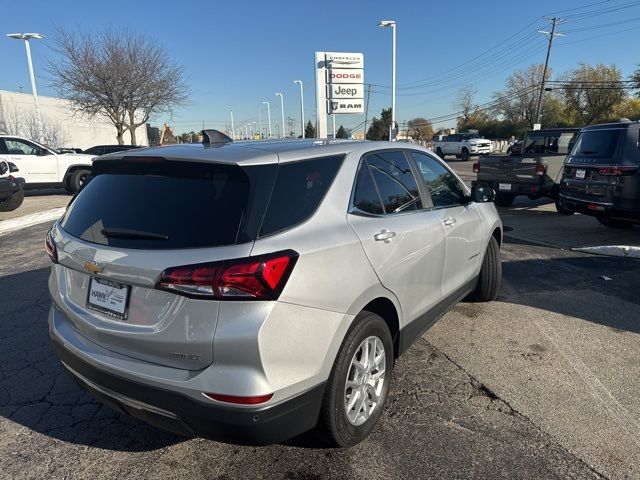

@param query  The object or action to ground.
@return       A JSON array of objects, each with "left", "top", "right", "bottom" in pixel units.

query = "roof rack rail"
[{"left": 201, "top": 129, "right": 233, "bottom": 145}]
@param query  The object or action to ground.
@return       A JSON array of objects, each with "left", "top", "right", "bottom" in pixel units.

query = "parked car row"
[{"left": 474, "top": 119, "right": 640, "bottom": 228}]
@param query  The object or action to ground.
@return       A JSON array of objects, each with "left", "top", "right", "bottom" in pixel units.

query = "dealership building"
[{"left": 0, "top": 90, "right": 148, "bottom": 150}]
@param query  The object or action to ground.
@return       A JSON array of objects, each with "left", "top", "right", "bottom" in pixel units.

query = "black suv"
[
  {"left": 559, "top": 120, "right": 640, "bottom": 228},
  {"left": 83, "top": 145, "right": 141, "bottom": 156}
]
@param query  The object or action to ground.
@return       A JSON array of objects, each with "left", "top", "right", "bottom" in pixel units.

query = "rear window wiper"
[{"left": 101, "top": 228, "right": 169, "bottom": 240}]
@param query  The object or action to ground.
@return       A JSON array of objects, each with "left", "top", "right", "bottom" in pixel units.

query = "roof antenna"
[{"left": 201, "top": 129, "right": 233, "bottom": 145}]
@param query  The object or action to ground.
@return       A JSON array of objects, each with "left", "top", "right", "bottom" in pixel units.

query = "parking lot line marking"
[
  {"left": 0, "top": 207, "right": 66, "bottom": 236},
  {"left": 534, "top": 316, "right": 640, "bottom": 448}
]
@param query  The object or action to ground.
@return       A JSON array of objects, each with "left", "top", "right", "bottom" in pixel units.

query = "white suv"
[
  {"left": 47, "top": 138, "right": 502, "bottom": 446},
  {"left": 0, "top": 134, "right": 95, "bottom": 193}
]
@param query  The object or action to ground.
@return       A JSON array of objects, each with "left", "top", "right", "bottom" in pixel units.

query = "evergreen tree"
[
  {"left": 336, "top": 125, "right": 348, "bottom": 139},
  {"left": 304, "top": 120, "right": 316, "bottom": 138}
]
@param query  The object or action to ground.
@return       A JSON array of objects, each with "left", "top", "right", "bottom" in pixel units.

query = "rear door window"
[
  {"left": 363, "top": 151, "right": 422, "bottom": 214},
  {"left": 61, "top": 159, "right": 276, "bottom": 249},
  {"left": 259, "top": 155, "right": 344, "bottom": 236},
  {"left": 352, "top": 162, "right": 384, "bottom": 214}
]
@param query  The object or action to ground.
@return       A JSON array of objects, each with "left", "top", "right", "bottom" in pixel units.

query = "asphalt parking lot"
[{"left": 0, "top": 161, "right": 638, "bottom": 479}]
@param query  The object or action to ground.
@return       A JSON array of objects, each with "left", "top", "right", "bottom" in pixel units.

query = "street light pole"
[
  {"left": 262, "top": 101, "right": 272, "bottom": 138},
  {"left": 293, "top": 80, "right": 305, "bottom": 139},
  {"left": 229, "top": 109, "right": 235, "bottom": 140},
  {"left": 275, "top": 93, "right": 285, "bottom": 138},
  {"left": 258, "top": 106, "right": 262, "bottom": 139},
  {"left": 378, "top": 20, "right": 396, "bottom": 141},
  {"left": 7, "top": 33, "right": 44, "bottom": 142}
]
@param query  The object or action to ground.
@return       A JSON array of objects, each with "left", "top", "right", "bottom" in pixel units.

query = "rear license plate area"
[
  {"left": 87, "top": 277, "right": 130, "bottom": 320},
  {"left": 498, "top": 183, "right": 512, "bottom": 191},
  {"left": 575, "top": 169, "right": 586, "bottom": 179}
]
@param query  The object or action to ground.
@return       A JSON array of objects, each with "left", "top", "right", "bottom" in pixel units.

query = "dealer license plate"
[{"left": 86, "top": 277, "right": 130, "bottom": 320}]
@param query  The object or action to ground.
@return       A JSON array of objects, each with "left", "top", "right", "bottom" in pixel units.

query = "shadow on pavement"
[
  {"left": 500, "top": 247, "right": 640, "bottom": 334},
  {"left": 0, "top": 266, "right": 183, "bottom": 451}
]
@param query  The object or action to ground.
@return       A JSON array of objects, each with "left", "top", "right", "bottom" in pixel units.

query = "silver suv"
[{"left": 47, "top": 139, "right": 502, "bottom": 447}]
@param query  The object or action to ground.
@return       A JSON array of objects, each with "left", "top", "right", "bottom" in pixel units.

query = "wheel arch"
[{"left": 361, "top": 297, "right": 400, "bottom": 359}]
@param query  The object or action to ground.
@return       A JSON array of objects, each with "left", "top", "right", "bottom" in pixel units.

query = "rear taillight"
[
  {"left": 535, "top": 164, "right": 547, "bottom": 176},
  {"left": 157, "top": 250, "right": 298, "bottom": 300},
  {"left": 45, "top": 229, "right": 58, "bottom": 264},
  {"left": 472, "top": 162, "right": 479, "bottom": 173},
  {"left": 596, "top": 166, "right": 639, "bottom": 176}
]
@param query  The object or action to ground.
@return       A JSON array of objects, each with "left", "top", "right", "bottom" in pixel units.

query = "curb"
[
  {"left": 0, "top": 207, "right": 66, "bottom": 237},
  {"left": 572, "top": 245, "right": 640, "bottom": 259}
]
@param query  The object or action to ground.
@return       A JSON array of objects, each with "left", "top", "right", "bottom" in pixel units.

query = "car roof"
[
  {"left": 581, "top": 121, "right": 639, "bottom": 131},
  {"left": 95, "top": 139, "right": 431, "bottom": 166}
]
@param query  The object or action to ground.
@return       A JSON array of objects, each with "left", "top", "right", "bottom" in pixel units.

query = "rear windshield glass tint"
[
  {"left": 259, "top": 155, "right": 344, "bottom": 237},
  {"left": 570, "top": 129, "right": 622, "bottom": 161},
  {"left": 60, "top": 160, "right": 276, "bottom": 249}
]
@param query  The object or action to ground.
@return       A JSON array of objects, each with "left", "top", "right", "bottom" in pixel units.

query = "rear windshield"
[
  {"left": 569, "top": 129, "right": 622, "bottom": 161},
  {"left": 523, "top": 131, "right": 577, "bottom": 156},
  {"left": 60, "top": 155, "right": 344, "bottom": 249},
  {"left": 60, "top": 160, "right": 276, "bottom": 249}
]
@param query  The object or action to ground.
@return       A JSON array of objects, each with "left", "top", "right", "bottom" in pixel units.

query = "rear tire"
[
  {"left": 469, "top": 236, "right": 501, "bottom": 302},
  {"left": 436, "top": 148, "right": 444, "bottom": 159},
  {"left": 555, "top": 197, "right": 575, "bottom": 215},
  {"left": 597, "top": 217, "right": 634, "bottom": 229},
  {"left": 317, "top": 311, "right": 394, "bottom": 447},
  {"left": 494, "top": 193, "right": 515, "bottom": 207},
  {"left": 68, "top": 169, "right": 91, "bottom": 194},
  {"left": 461, "top": 148, "right": 470, "bottom": 161},
  {"left": 0, "top": 188, "right": 24, "bottom": 212}
]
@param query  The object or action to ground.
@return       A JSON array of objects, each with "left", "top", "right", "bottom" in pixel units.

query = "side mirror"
[
  {"left": 8, "top": 162, "right": 19, "bottom": 173},
  {"left": 471, "top": 184, "right": 495, "bottom": 203}
]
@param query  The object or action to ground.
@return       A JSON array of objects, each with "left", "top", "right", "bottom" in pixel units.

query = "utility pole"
[
  {"left": 363, "top": 83, "right": 372, "bottom": 139},
  {"left": 535, "top": 17, "right": 564, "bottom": 126}
]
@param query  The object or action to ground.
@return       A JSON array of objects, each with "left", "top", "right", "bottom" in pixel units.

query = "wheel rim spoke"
[{"left": 344, "top": 335, "right": 387, "bottom": 426}]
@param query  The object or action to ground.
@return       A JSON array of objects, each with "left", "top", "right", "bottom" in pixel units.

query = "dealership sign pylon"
[{"left": 315, "top": 52, "right": 364, "bottom": 139}]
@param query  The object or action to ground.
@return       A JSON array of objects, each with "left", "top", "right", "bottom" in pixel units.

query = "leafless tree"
[
  {"left": 491, "top": 64, "right": 551, "bottom": 128},
  {"left": 47, "top": 27, "right": 188, "bottom": 145},
  {"left": 2, "top": 102, "right": 69, "bottom": 149},
  {"left": 455, "top": 85, "right": 477, "bottom": 128}
]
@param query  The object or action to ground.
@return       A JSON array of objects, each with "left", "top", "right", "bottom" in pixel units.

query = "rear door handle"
[
  {"left": 374, "top": 229, "right": 396, "bottom": 242},
  {"left": 443, "top": 217, "right": 457, "bottom": 226}
]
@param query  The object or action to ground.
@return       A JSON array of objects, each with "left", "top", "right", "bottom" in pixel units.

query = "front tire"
[
  {"left": 461, "top": 148, "right": 470, "bottom": 161},
  {"left": 597, "top": 217, "right": 634, "bottom": 229},
  {"left": 0, "top": 188, "right": 24, "bottom": 212},
  {"left": 68, "top": 169, "right": 91, "bottom": 194},
  {"left": 469, "top": 236, "right": 501, "bottom": 302},
  {"left": 317, "top": 311, "right": 393, "bottom": 447},
  {"left": 436, "top": 148, "right": 444, "bottom": 159}
]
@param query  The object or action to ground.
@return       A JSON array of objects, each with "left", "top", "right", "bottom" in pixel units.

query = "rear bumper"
[
  {"left": 477, "top": 179, "right": 553, "bottom": 196},
  {"left": 0, "top": 177, "right": 24, "bottom": 200},
  {"left": 49, "top": 307, "right": 326, "bottom": 446},
  {"left": 559, "top": 194, "right": 640, "bottom": 223}
]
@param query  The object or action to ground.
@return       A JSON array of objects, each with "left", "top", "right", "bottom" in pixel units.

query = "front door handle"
[
  {"left": 443, "top": 217, "right": 457, "bottom": 226},
  {"left": 374, "top": 229, "right": 396, "bottom": 242}
]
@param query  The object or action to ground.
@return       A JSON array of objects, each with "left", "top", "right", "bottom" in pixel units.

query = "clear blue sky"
[{"left": 1, "top": 0, "right": 639, "bottom": 136}]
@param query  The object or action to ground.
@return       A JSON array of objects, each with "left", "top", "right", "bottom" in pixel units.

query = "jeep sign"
[{"left": 327, "top": 84, "right": 365, "bottom": 99}]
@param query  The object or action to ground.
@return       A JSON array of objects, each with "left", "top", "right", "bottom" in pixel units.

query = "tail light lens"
[
  {"left": 596, "top": 166, "right": 639, "bottom": 176},
  {"left": 535, "top": 164, "right": 547, "bottom": 176},
  {"left": 45, "top": 229, "right": 58, "bottom": 264},
  {"left": 157, "top": 250, "right": 298, "bottom": 300},
  {"left": 472, "top": 162, "right": 479, "bottom": 173}
]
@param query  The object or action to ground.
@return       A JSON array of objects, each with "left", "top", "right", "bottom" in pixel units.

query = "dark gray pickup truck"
[{"left": 474, "top": 128, "right": 579, "bottom": 212}]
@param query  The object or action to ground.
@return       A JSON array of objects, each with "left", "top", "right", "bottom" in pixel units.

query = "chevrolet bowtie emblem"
[{"left": 84, "top": 261, "right": 104, "bottom": 274}]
